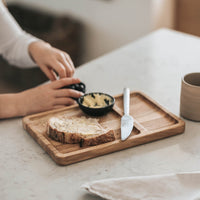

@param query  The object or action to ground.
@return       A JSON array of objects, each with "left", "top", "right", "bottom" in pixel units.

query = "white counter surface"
[{"left": 1, "top": 29, "right": 200, "bottom": 200}]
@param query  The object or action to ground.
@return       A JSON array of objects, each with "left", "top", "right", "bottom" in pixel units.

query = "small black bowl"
[
  {"left": 61, "top": 82, "right": 86, "bottom": 101},
  {"left": 61, "top": 82, "right": 86, "bottom": 93},
  {"left": 77, "top": 92, "right": 115, "bottom": 116}
]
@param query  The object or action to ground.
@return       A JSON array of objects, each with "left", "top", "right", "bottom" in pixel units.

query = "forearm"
[
  {"left": 0, "top": 93, "right": 26, "bottom": 119},
  {"left": 0, "top": 78, "right": 82, "bottom": 119}
]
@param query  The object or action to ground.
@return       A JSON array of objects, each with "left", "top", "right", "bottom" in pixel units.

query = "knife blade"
[{"left": 121, "top": 88, "right": 134, "bottom": 141}]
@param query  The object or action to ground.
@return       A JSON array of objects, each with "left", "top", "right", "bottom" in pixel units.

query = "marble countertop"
[{"left": 1, "top": 29, "right": 200, "bottom": 200}]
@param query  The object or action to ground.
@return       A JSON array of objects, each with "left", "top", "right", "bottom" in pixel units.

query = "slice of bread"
[{"left": 47, "top": 116, "right": 115, "bottom": 146}]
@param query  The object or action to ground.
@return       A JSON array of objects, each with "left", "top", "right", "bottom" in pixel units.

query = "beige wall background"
[
  {"left": 152, "top": 0, "right": 175, "bottom": 30},
  {"left": 6, "top": 0, "right": 175, "bottom": 64}
]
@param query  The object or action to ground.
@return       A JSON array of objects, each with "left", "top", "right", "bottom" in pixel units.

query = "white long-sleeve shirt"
[{"left": 0, "top": 1, "right": 39, "bottom": 68}]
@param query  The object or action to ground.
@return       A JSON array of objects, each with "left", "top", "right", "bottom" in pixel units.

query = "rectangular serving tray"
[{"left": 23, "top": 91, "right": 185, "bottom": 165}]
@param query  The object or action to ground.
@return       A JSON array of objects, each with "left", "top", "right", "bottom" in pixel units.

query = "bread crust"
[
  {"left": 80, "top": 130, "right": 115, "bottom": 147},
  {"left": 47, "top": 121, "right": 115, "bottom": 146}
]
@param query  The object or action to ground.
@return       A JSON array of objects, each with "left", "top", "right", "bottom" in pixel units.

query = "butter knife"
[{"left": 121, "top": 88, "right": 134, "bottom": 141}]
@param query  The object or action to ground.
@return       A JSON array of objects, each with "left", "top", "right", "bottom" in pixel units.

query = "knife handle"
[{"left": 123, "top": 87, "right": 130, "bottom": 115}]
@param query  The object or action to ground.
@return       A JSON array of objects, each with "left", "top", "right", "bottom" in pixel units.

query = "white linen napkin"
[{"left": 82, "top": 171, "right": 200, "bottom": 200}]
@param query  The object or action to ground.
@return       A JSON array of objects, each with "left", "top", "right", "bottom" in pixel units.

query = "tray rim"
[{"left": 23, "top": 90, "right": 185, "bottom": 165}]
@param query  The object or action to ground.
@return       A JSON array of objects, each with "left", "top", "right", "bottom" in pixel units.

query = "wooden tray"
[{"left": 23, "top": 91, "right": 185, "bottom": 165}]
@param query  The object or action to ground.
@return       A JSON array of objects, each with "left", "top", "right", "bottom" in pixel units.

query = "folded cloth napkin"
[{"left": 82, "top": 171, "right": 200, "bottom": 200}]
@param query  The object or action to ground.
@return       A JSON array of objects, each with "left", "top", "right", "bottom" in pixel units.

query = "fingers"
[
  {"left": 57, "top": 53, "right": 75, "bottom": 77},
  {"left": 54, "top": 89, "right": 83, "bottom": 98},
  {"left": 52, "top": 78, "right": 80, "bottom": 89},
  {"left": 64, "top": 53, "right": 75, "bottom": 76},
  {"left": 30, "top": 41, "right": 75, "bottom": 80},
  {"left": 52, "top": 61, "right": 67, "bottom": 79},
  {"left": 50, "top": 69, "right": 58, "bottom": 81},
  {"left": 53, "top": 97, "right": 76, "bottom": 106},
  {"left": 40, "top": 65, "right": 57, "bottom": 81}
]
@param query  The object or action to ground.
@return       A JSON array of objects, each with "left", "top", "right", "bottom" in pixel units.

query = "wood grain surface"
[
  {"left": 23, "top": 91, "right": 185, "bottom": 165},
  {"left": 176, "top": 0, "right": 200, "bottom": 37}
]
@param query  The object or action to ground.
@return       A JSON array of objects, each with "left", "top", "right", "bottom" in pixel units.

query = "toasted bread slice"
[{"left": 47, "top": 116, "right": 115, "bottom": 146}]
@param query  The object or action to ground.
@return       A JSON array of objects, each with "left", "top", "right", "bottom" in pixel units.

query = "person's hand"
[
  {"left": 28, "top": 41, "right": 75, "bottom": 80},
  {"left": 18, "top": 78, "right": 83, "bottom": 116}
]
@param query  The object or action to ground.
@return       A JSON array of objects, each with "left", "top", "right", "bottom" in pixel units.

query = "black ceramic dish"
[
  {"left": 62, "top": 82, "right": 86, "bottom": 101},
  {"left": 63, "top": 82, "right": 86, "bottom": 93},
  {"left": 77, "top": 92, "right": 115, "bottom": 116}
]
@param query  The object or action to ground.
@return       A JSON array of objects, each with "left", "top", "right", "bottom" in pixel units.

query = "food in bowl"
[
  {"left": 78, "top": 92, "right": 115, "bottom": 116},
  {"left": 82, "top": 93, "right": 113, "bottom": 108}
]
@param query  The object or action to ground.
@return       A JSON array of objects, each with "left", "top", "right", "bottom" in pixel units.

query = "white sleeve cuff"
[
  {"left": 1, "top": 31, "right": 41, "bottom": 68},
  {"left": 17, "top": 32, "right": 40, "bottom": 68}
]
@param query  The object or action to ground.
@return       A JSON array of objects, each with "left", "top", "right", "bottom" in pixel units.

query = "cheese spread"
[
  {"left": 49, "top": 116, "right": 106, "bottom": 136},
  {"left": 82, "top": 93, "right": 112, "bottom": 108}
]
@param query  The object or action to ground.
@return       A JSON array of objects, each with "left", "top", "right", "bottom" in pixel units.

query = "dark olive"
[{"left": 104, "top": 99, "right": 110, "bottom": 105}]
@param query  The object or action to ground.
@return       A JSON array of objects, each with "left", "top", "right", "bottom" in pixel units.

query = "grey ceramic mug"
[{"left": 180, "top": 72, "right": 200, "bottom": 121}]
